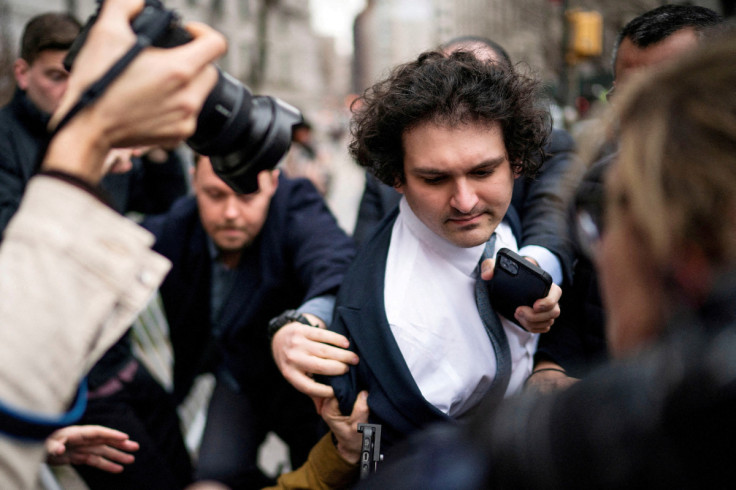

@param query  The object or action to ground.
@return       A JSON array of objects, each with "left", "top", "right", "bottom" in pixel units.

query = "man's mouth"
[{"left": 447, "top": 213, "right": 483, "bottom": 225}]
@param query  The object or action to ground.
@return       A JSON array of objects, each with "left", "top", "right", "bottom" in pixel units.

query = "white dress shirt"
[{"left": 385, "top": 198, "right": 538, "bottom": 418}]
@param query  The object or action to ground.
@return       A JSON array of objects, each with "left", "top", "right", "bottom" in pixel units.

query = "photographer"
[{"left": 0, "top": 0, "right": 225, "bottom": 487}]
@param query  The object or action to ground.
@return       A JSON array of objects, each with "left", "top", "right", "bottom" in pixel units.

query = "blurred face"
[
  {"left": 597, "top": 165, "right": 665, "bottom": 357},
  {"left": 397, "top": 121, "right": 514, "bottom": 248},
  {"left": 14, "top": 50, "right": 70, "bottom": 114},
  {"left": 193, "top": 157, "right": 278, "bottom": 254},
  {"left": 614, "top": 28, "right": 699, "bottom": 87}
]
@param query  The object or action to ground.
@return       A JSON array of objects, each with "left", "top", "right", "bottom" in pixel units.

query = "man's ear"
[{"left": 14, "top": 59, "right": 30, "bottom": 90}]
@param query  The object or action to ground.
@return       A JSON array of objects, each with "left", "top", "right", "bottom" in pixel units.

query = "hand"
[
  {"left": 103, "top": 148, "right": 136, "bottom": 174},
  {"left": 45, "top": 0, "right": 226, "bottom": 183},
  {"left": 45, "top": 425, "right": 139, "bottom": 473},
  {"left": 524, "top": 361, "right": 579, "bottom": 394},
  {"left": 272, "top": 322, "right": 359, "bottom": 398},
  {"left": 316, "top": 391, "right": 369, "bottom": 464},
  {"left": 481, "top": 257, "right": 562, "bottom": 333}
]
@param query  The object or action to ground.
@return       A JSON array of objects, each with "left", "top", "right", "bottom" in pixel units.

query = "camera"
[{"left": 64, "top": 0, "right": 302, "bottom": 193}]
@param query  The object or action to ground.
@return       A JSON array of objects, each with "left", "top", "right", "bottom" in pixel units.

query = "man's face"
[
  {"left": 14, "top": 50, "right": 69, "bottom": 114},
  {"left": 614, "top": 28, "right": 699, "bottom": 87},
  {"left": 397, "top": 121, "right": 514, "bottom": 248},
  {"left": 193, "top": 157, "right": 278, "bottom": 253}
]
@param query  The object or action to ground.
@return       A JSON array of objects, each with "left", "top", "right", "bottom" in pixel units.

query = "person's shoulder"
[
  {"left": 142, "top": 195, "right": 197, "bottom": 231},
  {"left": 546, "top": 128, "right": 576, "bottom": 154}
]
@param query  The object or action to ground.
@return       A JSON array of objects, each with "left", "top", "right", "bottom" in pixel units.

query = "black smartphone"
[{"left": 488, "top": 248, "right": 552, "bottom": 328}]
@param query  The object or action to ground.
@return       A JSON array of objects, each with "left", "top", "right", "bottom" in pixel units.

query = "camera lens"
[
  {"left": 187, "top": 70, "right": 302, "bottom": 194},
  {"left": 500, "top": 256, "right": 519, "bottom": 275}
]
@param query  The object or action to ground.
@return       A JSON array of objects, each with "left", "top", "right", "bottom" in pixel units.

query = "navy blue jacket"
[
  {"left": 328, "top": 205, "right": 521, "bottom": 452},
  {"left": 143, "top": 176, "right": 356, "bottom": 401}
]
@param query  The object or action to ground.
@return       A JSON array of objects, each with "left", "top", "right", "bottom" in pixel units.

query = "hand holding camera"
[
  {"left": 59, "top": 0, "right": 302, "bottom": 193},
  {"left": 45, "top": 0, "right": 226, "bottom": 183}
]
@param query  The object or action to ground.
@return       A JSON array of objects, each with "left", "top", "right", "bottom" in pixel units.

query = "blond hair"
[{"left": 609, "top": 34, "right": 736, "bottom": 271}]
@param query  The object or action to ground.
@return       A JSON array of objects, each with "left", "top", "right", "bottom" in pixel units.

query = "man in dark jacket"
[{"left": 142, "top": 156, "right": 356, "bottom": 488}]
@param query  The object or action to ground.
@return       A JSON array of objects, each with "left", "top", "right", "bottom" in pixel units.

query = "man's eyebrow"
[{"left": 411, "top": 156, "right": 507, "bottom": 176}]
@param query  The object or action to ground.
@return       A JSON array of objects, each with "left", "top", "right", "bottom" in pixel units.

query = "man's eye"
[
  {"left": 423, "top": 176, "right": 446, "bottom": 185},
  {"left": 472, "top": 169, "right": 492, "bottom": 178},
  {"left": 47, "top": 72, "right": 68, "bottom": 83}
]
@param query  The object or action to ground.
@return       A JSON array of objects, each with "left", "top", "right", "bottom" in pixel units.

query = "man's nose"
[
  {"left": 450, "top": 179, "right": 479, "bottom": 214},
  {"left": 223, "top": 196, "right": 240, "bottom": 219}
]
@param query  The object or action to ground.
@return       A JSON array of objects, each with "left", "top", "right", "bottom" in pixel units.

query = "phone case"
[{"left": 488, "top": 248, "right": 552, "bottom": 328}]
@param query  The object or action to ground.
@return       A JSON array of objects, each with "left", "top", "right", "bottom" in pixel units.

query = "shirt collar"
[{"left": 398, "top": 197, "right": 485, "bottom": 278}]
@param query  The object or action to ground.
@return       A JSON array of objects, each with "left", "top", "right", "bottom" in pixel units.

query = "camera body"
[
  {"left": 489, "top": 248, "right": 552, "bottom": 329},
  {"left": 65, "top": 0, "right": 302, "bottom": 193}
]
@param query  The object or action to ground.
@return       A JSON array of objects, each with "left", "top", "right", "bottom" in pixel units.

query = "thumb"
[
  {"left": 350, "top": 391, "right": 369, "bottom": 424},
  {"left": 480, "top": 258, "right": 496, "bottom": 281}
]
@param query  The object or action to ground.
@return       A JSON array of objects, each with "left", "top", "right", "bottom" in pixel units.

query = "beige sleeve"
[{"left": 0, "top": 176, "right": 170, "bottom": 488}]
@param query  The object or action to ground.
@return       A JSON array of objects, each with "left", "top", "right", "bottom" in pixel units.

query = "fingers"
[
  {"left": 178, "top": 22, "right": 228, "bottom": 73},
  {"left": 513, "top": 282, "right": 562, "bottom": 333},
  {"left": 62, "top": 425, "right": 131, "bottom": 445},
  {"left": 283, "top": 370, "right": 335, "bottom": 398},
  {"left": 349, "top": 390, "right": 369, "bottom": 425}
]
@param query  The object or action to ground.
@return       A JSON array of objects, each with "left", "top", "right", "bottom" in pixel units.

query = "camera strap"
[{"left": 51, "top": 28, "right": 161, "bottom": 136}]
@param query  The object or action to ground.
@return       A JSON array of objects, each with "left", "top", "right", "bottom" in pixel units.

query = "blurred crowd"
[{"left": 1, "top": 1, "right": 735, "bottom": 489}]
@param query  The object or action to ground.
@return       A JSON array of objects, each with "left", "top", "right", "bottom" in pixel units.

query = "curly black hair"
[{"left": 349, "top": 50, "right": 551, "bottom": 187}]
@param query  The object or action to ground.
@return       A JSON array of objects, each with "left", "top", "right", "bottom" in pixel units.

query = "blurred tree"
[{"left": 250, "top": 0, "right": 280, "bottom": 89}]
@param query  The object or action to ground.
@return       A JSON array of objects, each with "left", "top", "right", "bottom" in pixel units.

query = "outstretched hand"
[{"left": 46, "top": 425, "right": 139, "bottom": 473}]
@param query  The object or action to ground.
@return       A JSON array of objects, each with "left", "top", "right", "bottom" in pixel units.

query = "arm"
[
  {"left": 271, "top": 178, "right": 359, "bottom": 397},
  {"left": 0, "top": 0, "right": 225, "bottom": 486},
  {"left": 514, "top": 129, "right": 584, "bottom": 286}
]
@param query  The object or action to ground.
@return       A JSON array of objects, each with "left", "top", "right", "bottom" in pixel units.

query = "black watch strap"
[{"left": 268, "top": 309, "right": 314, "bottom": 340}]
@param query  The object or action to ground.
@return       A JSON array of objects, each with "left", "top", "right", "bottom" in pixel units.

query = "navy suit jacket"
[
  {"left": 328, "top": 204, "right": 521, "bottom": 452},
  {"left": 143, "top": 176, "right": 356, "bottom": 401}
]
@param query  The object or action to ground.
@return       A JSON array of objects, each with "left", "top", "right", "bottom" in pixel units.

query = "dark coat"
[
  {"left": 0, "top": 89, "right": 187, "bottom": 235},
  {"left": 328, "top": 205, "right": 522, "bottom": 452},
  {"left": 0, "top": 89, "right": 50, "bottom": 232},
  {"left": 143, "top": 175, "right": 356, "bottom": 401}
]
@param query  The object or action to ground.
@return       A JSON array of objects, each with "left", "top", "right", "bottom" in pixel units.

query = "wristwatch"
[{"left": 268, "top": 309, "right": 314, "bottom": 340}]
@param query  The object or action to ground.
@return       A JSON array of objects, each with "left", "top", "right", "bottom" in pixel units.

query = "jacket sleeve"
[
  {"left": 513, "top": 129, "right": 585, "bottom": 286},
  {"left": 266, "top": 432, "right": 359, "bottom": 490},
  {"left": 0, "top": 176, "right": 170, "bottom": 489}
]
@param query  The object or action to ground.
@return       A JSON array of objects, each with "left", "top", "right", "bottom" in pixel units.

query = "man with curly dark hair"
[{"left": 271, "top": 50, "right": 562, "bottom": 454}]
